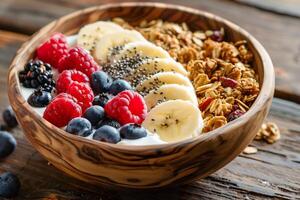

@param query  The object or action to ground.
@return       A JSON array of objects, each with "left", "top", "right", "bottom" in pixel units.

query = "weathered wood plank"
[
  {"left": 236, "top": 0, "right": 300, "bottom": 18},
  {"left": 0, "top": 30, "right": 299, "bottom": 199},
  {"left": 0, "top": 0, "right": 299, "bottom": 104}
]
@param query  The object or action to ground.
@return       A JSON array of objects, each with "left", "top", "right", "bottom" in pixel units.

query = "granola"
[
  {"left": 113, "top": 18, "right": 261, "bottom": 133},
  {"left": 255, "top": 122, "right": 281, "bottom": 144}
]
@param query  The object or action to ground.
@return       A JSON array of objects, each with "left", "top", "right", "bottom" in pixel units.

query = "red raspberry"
[
  {"left": 58, "top": 47, "right": 101, "bottom": 77},
  {"left": 36, "top": 33, "right": 68, "bottom": 68},
  {"left": 67, "top": 82, "right": 94, "bottom": 112},
  {"left": 56, "top": 70, "right": 89, "bottom": 93},
  {"left": 57, "top": 57, "right": 71, "bottom": 72},
  {"left": 104, "top": 90, "right": 147, "bottom": 125},
  {"left": 54, "top": 93, "right": 78, "bottom": 102},
  {"left": 43, "top": 93, "right": 82, "bottom": 127}
]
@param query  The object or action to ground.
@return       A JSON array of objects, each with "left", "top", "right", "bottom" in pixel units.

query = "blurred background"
[{"left": 0, "top": 1, "right": 299, "bottom": 199}]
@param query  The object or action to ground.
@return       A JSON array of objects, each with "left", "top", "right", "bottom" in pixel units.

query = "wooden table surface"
[{"left": 0, "top": 1, "right": 299, "bottom": 199}]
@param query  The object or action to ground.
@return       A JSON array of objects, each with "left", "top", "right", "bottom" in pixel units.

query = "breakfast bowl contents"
[{"left": 8, "top": 3, "right": 274, "bottom": 189}]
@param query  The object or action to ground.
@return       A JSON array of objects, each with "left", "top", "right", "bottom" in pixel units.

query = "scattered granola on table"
[
  {"left": 256, "top": 122, "right": 281, "bottom": 144},
  {"left": 113, "top": 18, "right": 260, "bottom": 132},
  {"left": 243, "top": 146, "right": 258, "bottom": 154},
  {"left": 243, "top": 122, "right": 280, "bottom": 155}
]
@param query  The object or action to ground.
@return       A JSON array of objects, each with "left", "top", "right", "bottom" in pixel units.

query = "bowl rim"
[{"left": 8, "top": 2, "right": 274, "bottom": 152}]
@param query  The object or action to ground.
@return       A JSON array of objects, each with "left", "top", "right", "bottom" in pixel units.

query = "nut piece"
[
  {"left": 243, "top": 146, "right": 258, "bottom": 154},
  {"left": 256, "top": 122, "right": 280, "bottom": 144}
]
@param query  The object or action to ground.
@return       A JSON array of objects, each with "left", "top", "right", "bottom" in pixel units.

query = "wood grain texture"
[
  {"left": 2, "top": 98, "right": 300, "bottom": 199},
  {"left": 0, "top": 0, "right": 299, "bottom": 103},
  {"left": 0, "top": 29, "right": 298, "bottom": 200},
  {"left": 7, "top": 3, "right": 274, "bottom": 189},
  {"left": 236, "top": 0, "right": 300, "bottom": 18}
]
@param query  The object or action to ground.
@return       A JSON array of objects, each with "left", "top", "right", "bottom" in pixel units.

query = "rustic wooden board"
[
  {"left": 0, "top": 0, "right": 299, "bottom": 103},
  {"left": 0, "top": 31, "right": 299, "bottom": 199}
]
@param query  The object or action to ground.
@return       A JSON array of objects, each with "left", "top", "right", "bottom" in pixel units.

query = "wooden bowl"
[{"left": 7, "top": 2, "right": 274, "bottom": 189}]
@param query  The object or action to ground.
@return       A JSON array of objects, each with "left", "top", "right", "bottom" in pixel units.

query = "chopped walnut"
[{"left": 256, "top": 122, "right": 280, "bottom": 144}]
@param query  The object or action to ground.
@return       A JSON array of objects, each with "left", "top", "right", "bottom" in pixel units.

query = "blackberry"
[
  {"left": 97, "top": 117, "right": 121, "bottom": 129},
  {"left": 93, "top": 93, "right": 113, "bottom": 107},
  {"left": 19, "top": 59, "right": 55, "bottom": 92}
]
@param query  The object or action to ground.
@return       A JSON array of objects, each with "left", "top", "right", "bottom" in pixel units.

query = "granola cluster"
[
  {"left": 113, "top": 18, "right": 260, "bottom": 133},
  {"left": 255, "top": 122, "right": 281, "bottom": 144}
]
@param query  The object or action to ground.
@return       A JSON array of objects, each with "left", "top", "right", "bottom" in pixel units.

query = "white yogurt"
[
  {"left": 118, "top": 132, "right": 166, "bottom": 145},
  {"left": 83, "top": 129, "right": 166, "bottom": 145},
  {"left": 19, "top": 34, "right": 166, "bottom": 146}
]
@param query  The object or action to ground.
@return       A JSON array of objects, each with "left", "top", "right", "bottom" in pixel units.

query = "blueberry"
[
  {"left": 93, "top": 125, "right": 120, "bottom": 144},
  {"left": 27, "top": 89, "right": 52, "bottom": 107},
  {"left": 66, "top": 117, "right": 92, "bottom": 137},
  {"left": 93, "top": 93, "right": 113, "bottom": 107},
  {"left": 0, "top": 172, "right": 21, "bottom": 198},
  {"left": 0, "top": 124, "right": 7, "bottom": 131},
  {"left": 97, "top": 117, "right": 121, "bottom": 129},
  {"left": 109, "top": 79, "right": 132, "bottom": 95},
  {"left": 2, "top": 106, "right": 18, "bottom": 128},
  {"left": 83, "top": 106, "right": 105, "bottom": 126},
  {"left": 91, "top": 71, "right": 113, "bottom": 94},
  {"left": 0, "top": 131, "right": 16, "bottom": 159},
  {"left": 119, "top": 124, "right": 147, "bottom": 139}
]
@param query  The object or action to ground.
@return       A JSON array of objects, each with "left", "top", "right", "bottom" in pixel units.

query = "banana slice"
[
  {"left": 142, "top": 100, "right": 203, "bottom": 142},
  {"left": 77, "top": 21, "right": 123, "bottom": 51},
  {"left": 113, "top": 41, "right": 171, "bottom": 61},
  {"left": 94, "top": 30, "right": 147, "bottom": 63},
  {"left": 144, "top": 84, "right": 198, "bottom": 110},
  {"left": 134, "top": 58, "right": 188, "bottom": 76},
  {"left": 136, "top": 72, "right": 194, "bottom": 94},
  {"left": 125, "top": 58, "right": 188, "bottom": 82}
]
